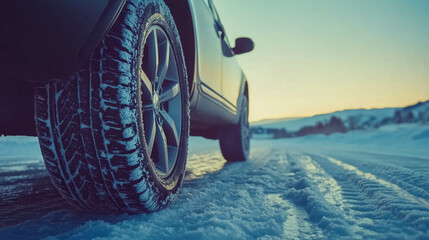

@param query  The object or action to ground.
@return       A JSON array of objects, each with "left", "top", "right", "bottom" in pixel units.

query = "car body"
[
  {"left": 0, "top": 0, "right": 253, "bottom": 138},
  {"left": 0, "top": 0, "right": 253, "bottom": 212}
]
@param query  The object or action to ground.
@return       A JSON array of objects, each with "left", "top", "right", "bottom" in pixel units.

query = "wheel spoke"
[
  {"left": 160, "top": 110, "right": 180, "bottom": 147},
  {"left": 155, "top": 123, "right": 169, "bottom": 174},
  {"left": 157, "top": 40, "right": 170, "bottom": 91},
  {"left": 142, "top": 103, "right": 153, "bottom": 111},
  {"left": 144, "top": 110, "right": 156, "bottom": 155},
  {"left": 147, "top": 30, "right": 159, "bottom": 80},
  {"left": 140, "top": 70, "right": 153, "bottom": 100},
  {"left": 159, "top": 83, "right": 180, "bottom": 104},
  {"left": 140, "top": 26, "right": 183, "bottom": 178}
]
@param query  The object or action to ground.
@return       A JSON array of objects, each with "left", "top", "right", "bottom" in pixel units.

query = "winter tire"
[
  {"left": 34, "top": 0, "right": 190, "bottom": 213},
  {"left": 219, "top": 96, "right": 250, "bottom": 162}
]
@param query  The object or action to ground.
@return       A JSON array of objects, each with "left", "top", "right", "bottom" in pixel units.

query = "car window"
[
  {"left": 208, "top": 0, "right": 221, "bottom": 23},
  {"left": 208, "top": 0, "right": 233, "bottom": 48}
]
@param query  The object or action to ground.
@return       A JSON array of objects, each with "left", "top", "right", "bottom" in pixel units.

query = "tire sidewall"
[{"left": 133, "top": 1, "right": 189, "bottom": 202}]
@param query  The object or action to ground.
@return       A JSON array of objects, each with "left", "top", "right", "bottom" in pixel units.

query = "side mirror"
[{"left": 233, "top": 37, "right": 254, "bottom": 55}]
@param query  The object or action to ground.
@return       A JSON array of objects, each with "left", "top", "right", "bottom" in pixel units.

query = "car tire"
[
  {"left": 34, "top": 0, "right": 189, "bottom": 213},
  {"left": 219, "top": 96, "right": 250, "bottom": 162}
]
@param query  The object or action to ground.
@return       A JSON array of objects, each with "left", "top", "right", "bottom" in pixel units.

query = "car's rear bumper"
[{"left": 0, "top": 0, "right": 125, "bottom": 83}]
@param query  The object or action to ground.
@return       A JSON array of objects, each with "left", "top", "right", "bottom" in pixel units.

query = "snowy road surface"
[{"left": 0, "top": 132, "right": 428, "bottom": 239}]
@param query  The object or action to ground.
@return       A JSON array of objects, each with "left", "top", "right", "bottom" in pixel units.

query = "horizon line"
[{"left": 250, "top": 98, "right": 429, "bottom": 123}]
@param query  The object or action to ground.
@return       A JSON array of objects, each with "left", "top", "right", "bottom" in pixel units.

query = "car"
[{"left": 0, "top": 0, "right": 253, "bottom": 213}]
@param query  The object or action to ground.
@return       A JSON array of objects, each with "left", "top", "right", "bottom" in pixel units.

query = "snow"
[
  {"left": 1, "top": 123, "right": 429, "bottom": 239},
  {"left": 283, "top": 123, "right": 429, "bottom": 158}
]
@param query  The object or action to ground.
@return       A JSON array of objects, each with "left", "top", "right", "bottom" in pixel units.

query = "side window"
[
  {"left": 208, "top": 0, "right": 221, "bottom": 23},
  {"left": 208, "top": 0, "right": 233, "bottom": 48}
]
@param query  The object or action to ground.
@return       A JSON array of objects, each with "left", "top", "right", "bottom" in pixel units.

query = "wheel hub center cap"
[{"left": 153, "top": 92, "right": 159, "bottom": 109}]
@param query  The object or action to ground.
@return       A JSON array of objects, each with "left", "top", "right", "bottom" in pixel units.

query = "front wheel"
[
  {"left": 34, "top": 0, "right": 189, "bottom": 213},
  {"left": 219, "top": 96, "right": 250, "bottom": 162}
]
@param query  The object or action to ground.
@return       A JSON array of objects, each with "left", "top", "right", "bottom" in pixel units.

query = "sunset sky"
[{"left": 213, "top": 0, "right": 429, "bottom": 122}]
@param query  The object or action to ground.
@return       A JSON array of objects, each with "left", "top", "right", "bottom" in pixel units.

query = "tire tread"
[{"left": 35, "top": 0, "right": 188, "bottom": 212}]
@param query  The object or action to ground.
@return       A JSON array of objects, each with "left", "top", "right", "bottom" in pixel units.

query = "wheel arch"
[
  {"left": 243, "top": 79, "right": 249, "bottom": 116},
  {"left": 163, "top": 0, "right": 196, "bottom": 96},
  {"left": 238, "top": 75, "right": 249, "bottom": 115}
]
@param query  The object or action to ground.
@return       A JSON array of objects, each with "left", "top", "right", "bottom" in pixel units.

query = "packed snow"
[{"left": 1, "top": 122, "right": 429, "bottom": 239}]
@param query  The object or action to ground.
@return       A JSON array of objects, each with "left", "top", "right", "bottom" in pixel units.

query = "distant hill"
[
  {"left": 251, "top": 117, "right": 302, "bottom": 126},
  {"left": 252, "top": 100, "right": 429, "bottom": 139},
  {"left": 259, "top": 108, "right": 398, "bottom": 131},
  {"left": 394, "top": 100, "right": 429, "bottom": 124}
]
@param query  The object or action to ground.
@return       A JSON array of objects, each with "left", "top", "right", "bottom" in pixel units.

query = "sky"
[{"left": 212, "top": 0, "right": 429, "bottom": 122}]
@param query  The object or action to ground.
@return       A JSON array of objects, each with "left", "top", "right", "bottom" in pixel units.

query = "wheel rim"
[{"left": 139, "top": 26, "right": 182, "bottom": 178}]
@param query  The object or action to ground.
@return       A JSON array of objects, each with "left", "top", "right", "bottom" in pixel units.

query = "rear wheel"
[
  {"left": 219, "top": 96, "right": 250, "bottom": 162},
  {"left": 34, "top": 0, "right": 189, "bottom": 213}
]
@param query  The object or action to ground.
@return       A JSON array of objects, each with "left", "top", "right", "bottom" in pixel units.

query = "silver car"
[{"left": 0, "top": 0, "right": 254, "bottom": 212}]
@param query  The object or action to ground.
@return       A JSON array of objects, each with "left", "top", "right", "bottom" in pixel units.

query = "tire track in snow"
[
  {"left": 298, "top": 153, "right": 402, "bottom": 238},
  {"left": 308, "top": 154, "right": 429, "bottom": 238},
  {"left": 265, "top": 194, "right": 323, "bottom": 240},
  {"left": 280, "top": 150, "right": 429, "bottom": 239},
  {"left": 281, "top": 152, "right": 354, "bottom": 238},
  {"left": 321, "top": 151, "right": 429, "bottom": 200},
  {"left": 182, "top": 147, "right": 323, "bottom": 239},
  {"left": 262, "top": 153, "right": 323, "bottom": 240},
  {"left": 326, "top": 156, "right": 429, "bottom": 207}
]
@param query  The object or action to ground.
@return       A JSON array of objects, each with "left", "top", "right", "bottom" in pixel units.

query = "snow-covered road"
[{"left": 0, "top": 135, "right": 428, "bottom": 239}]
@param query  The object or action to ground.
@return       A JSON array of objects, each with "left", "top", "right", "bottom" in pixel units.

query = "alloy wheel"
[{"left": 140, "top": 26, "right": 182, "bottom": 178}]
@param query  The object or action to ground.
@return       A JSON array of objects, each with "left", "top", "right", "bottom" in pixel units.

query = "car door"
[
  {"left": 189, "top": 0, "right": 222, "bottom": 94},
  {"left": 209, "top": 0, "right": 243, "bottom": 109}
]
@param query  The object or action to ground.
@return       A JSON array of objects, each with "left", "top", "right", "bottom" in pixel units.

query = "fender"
[
  {"left": 235, "top": 73, "right": 249, "bottom": 118},
  {"left": 0, "top": 0, "right": 125, "bottom": 83},
  {"left": 0, "top": 0, "right": 125, "bottom": 136}
]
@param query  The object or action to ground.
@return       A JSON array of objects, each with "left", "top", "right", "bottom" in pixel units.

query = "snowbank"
[{"left": 274, "top": 123, "right": 429, "bottom": 158}]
